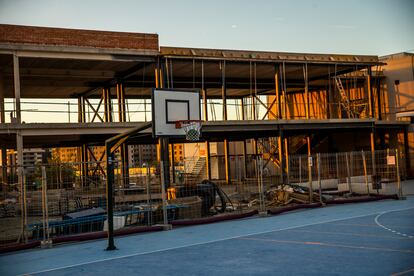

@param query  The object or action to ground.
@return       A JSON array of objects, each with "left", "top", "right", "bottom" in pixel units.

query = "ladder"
[{"left": 334, "top": 77, "right": 354, "bottom": 118}]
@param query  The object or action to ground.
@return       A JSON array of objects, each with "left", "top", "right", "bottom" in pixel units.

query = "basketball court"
[{"left": 1, "top": 196, "right": 413, "bottom": 276}]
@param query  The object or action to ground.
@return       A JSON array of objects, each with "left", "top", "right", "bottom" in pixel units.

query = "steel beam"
[{"left": 160, "top": 46, "right": 381, "bottom": 65}]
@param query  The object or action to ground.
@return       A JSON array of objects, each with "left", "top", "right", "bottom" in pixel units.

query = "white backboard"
[{"left": 152, "top": 89, "right": 201, "bottom": 137}]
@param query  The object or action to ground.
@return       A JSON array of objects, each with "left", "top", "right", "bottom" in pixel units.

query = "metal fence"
[{"left": 0, "top": 149, "right": 404, "bottom": 249}]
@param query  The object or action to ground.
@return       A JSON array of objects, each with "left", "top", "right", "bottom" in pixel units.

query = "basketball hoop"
[{"left": 175, "top": 120, "right": 202, "bottom": 141}]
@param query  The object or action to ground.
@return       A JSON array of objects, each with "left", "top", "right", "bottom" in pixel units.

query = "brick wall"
[{"left": 0, "top": 24, "right": 158, "bottom": 51}]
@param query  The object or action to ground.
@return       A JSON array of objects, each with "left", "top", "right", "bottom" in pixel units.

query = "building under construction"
[
  {"left": 1, "top": 24, "right": 413, "bottom": 249},
  {"left": 0, "top": 24, "right": 412, "bottom": 182}
]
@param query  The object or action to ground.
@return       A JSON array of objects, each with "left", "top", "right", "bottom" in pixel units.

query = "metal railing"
[{"left": 1, "top": 98, "right": 411, "bottom": 124}]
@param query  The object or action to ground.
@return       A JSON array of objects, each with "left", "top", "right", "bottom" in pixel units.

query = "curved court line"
[
  {"left": 391, "top": 267, "right": 414, "bottom": 276},
  {"left": 21, "top": 205, "right": 414, "bottom": 276},
  {"left": 374, "top": 208, "right": 414, "bottom": 239}
]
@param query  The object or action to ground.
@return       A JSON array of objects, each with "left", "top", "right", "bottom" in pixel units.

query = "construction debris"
[{"left": 0, "top": 199, "right": 17, "bottom": 218}]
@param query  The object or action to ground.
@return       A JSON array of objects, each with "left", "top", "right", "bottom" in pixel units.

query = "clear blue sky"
[{"left": 0, "top": 0, "right": 413, "bottom": 56}]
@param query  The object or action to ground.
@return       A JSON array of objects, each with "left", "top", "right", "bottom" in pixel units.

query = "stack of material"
[
  {"left": 0, "top": 199, "right": 17, "bottom": 217},
  {"left": 26, "top": 189, "right": 65, "bottom": 216},
  {"left": 169, "top": 196, "right": 202, "bottom": 219},
  {"left": 265, "top": 185, "right": 320, "bottom": 207}
]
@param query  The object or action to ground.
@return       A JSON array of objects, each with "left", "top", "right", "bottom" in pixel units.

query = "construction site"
[{"left": 0, "top": 24, "right": 413, "bottom": 251}]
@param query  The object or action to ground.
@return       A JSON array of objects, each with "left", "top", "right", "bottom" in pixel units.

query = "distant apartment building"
[
  {"left": 6, "top": 148, "right": 45, "bottom": 172},
  {"left": 380, "top": 52, "right": 414, "bottom": 173},
  {"left": 129, "top": 144, "right": 158, "bottom": 166},
  {"left": 52, "top": 147, "right": 78, "bottom": 163}
]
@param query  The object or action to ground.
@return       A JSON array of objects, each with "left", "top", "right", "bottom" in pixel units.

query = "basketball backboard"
[{"left": 152, "top": 89, "right": 201, "bottom": 137}]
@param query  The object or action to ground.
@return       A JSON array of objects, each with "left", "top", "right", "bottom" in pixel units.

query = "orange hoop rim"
[{"left": 175, "top": 120, "right": 203, "bottom": 129}]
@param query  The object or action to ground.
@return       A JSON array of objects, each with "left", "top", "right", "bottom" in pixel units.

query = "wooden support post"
[
  {"left": 224, "top": 139, "right": 230, "bottom": 184},
  {"left": 307, "top": 136, "right": 311, "bottom": 156}
]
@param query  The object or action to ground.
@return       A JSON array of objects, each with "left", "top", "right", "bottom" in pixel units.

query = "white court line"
[
  {"left": 23, "top": 205, "right": 414, "bottom": 276},
  {"left": 374, "top": 207, "right": 414, "bottom": 239}
]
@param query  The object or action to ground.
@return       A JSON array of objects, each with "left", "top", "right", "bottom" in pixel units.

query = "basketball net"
[{"left": 176, "top": 120, "right": 202, "bottom": 141}]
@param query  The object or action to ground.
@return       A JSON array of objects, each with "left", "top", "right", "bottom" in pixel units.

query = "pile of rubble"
[
  {"left": 265, "top": 185, "right": 321, "bottom": 207},
  {"left": 0, "top": 198, "right": 18, "bottom": 218}
]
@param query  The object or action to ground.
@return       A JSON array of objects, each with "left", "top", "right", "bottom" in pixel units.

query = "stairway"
[
  {"left": 184, "top": 157, "right": 206, "bottom": 184},
  {"left": 334, "top": 76, "right": 355, "bottom": 118}
]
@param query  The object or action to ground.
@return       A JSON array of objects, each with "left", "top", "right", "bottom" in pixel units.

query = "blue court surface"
[{"left": 1, "top": 198, "right": 414, "bottom": 276}]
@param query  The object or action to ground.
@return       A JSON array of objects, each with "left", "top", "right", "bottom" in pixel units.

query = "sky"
[{"left": 0, "top": 0, "right": 413, "bottom": 56}]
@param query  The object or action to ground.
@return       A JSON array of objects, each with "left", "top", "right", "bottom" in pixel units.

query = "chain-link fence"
[{"left": 0, "top": 149, "right": 405, "bottom": 249}]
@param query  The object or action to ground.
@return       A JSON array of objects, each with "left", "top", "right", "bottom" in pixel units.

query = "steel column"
[
  {"left": 171, "top": 143, "right": 176, "bottom": 183},
  {"left": 13, "top": 54, "right": 21, "bottom": 124},
  {"left": 377, "top": 73, "right": 382, "bottom": 120},
  {"left": 0, "top": 74, "right": 6, "bottom": 182},
  {"left": 78, "top": 97, "right": 85, "bottom": 123},
  {"left": 224, "top": 139, "right": 230, "bottom": 184},
  {"left": 403, "top": 128, "right": 411, "bottom": 177},
  {"left": 103, "top": 87, "right": 113, "bottom": 123},
  {"left": 117, "top": 83, "right": 129, "bottom": 187},
  {"left": 275, "top": 64, "right": 282, "bottom": 119},
  {"left": 221, "top": 61, "right": 227, "bottom": 120},
  {"left": 304, "top": 63, "right": 310, "bottom": 119},
  {"left": 284, "top": 136, "right": 289, "bottom": 183},
  {"left": 279, "top": 129, "right": 286, "bottom": 185},
  {"left": 205, "top": 141, "right": 211, "bottom": 180},
  {"left": 202, "top": 61, "right": 208, "bottom": 121},
  {"left": 307, "top": 136, "right": 311, "bottom": 155},
  {"left": 105, "top": 146, "right": 116, "bottom": 250},
  {"left": 81, "top": 144, "right": 88, "bottom": 187},
  {"left": 160, "top": 137, "right": 170, "bottom": 188},
  {"left": 367, "top": 67, "right": 373, "bottom": 118}
]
